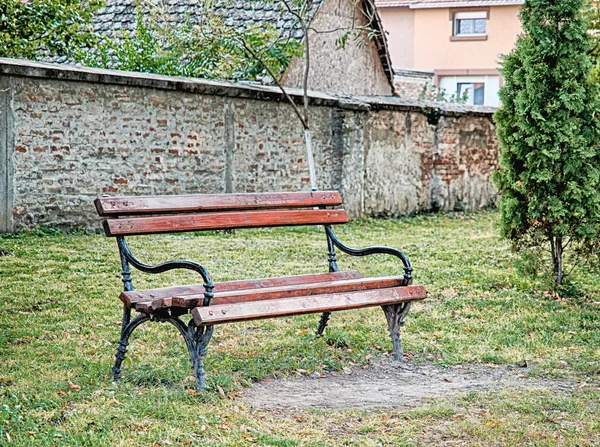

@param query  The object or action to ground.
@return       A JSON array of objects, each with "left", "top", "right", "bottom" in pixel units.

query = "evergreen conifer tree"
[{"left": 494, "top": 0, "right": 600, "bottom": 287}]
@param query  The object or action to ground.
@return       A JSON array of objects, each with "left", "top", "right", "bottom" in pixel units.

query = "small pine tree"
[{"left": 494, "top": 0, "right": 600, "bottom": 287}]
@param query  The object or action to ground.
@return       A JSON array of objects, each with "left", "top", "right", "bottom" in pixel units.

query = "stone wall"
[{"left": 0, "top": 58, "right": 498, "bottom": 232}]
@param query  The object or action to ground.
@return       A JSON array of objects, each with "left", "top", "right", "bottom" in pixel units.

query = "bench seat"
[
  {"left": 193, "top": 284, "right": 427, "bottom": 325},
  {"left": 121, "top": 270, "right": 365, "bottom": 311}
]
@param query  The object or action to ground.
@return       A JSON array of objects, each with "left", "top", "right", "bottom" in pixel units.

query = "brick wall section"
[
  {"left": 393, "top": 70, "right": 435, "bottom": 101},
  {"left": 0, "top": 59, "right": 498, "bottom": 232}
]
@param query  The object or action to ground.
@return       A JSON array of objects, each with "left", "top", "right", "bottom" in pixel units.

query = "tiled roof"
[
  {"left": 94, "top": 0, "right": 324, "bottom": 41},
  {"left": 375, "top": 0, "right": 524, "bottom": 8}
]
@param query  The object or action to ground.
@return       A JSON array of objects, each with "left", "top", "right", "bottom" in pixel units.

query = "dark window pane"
[{"left": 474, "top": 83, "right": 485, "bottom": 105}]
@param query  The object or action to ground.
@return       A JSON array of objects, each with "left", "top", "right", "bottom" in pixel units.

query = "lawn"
[{"left": 1, "top": 212, "right": 599, "bottom": 446}]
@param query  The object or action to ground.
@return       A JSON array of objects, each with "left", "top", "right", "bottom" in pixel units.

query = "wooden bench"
[{"left": 95, "top": 191, "right": 427, "bottom": 389}]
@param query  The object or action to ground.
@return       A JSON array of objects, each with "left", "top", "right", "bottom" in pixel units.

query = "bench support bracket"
[{"left": 381, "top": 302, "right": 411, "bottom": 361}]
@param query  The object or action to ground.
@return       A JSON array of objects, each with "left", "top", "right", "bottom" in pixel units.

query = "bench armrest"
[
  {"left": 117, "top": 236, "right": 214, "bottom": 305},
  {"left": 324, "top": 225, "right": 413, "bottom": 284}
]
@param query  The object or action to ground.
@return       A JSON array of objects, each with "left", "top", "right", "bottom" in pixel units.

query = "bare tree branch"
[{"left": 239, "top": 36, "right": 309, "bottom": 130}]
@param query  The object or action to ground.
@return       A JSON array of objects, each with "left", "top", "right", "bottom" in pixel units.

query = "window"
[
  {"left": 453, "top": 11, "right": 487, "bottom": 36},
  {"left": 457, "top": 82, "right": 485, "bottom": 105}
]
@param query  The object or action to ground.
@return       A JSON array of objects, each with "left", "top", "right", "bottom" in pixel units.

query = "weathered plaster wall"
[
  {"left": 281, "top": 0, "right": 393, "bottom": 96},
  {"left": 0, "top": 59, "right": 498, "bottom": 232}
]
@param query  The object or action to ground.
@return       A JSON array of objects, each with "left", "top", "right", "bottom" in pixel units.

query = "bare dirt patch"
[{"left": 241, "top": 361, "right": 573, "bottom": 410}]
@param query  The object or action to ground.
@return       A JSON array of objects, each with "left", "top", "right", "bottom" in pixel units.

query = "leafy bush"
[{"left": 0, "top": 0, "right": 101, "bottom": 60}]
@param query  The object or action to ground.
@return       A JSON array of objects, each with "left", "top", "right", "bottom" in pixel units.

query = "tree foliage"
[
  {"left": 79, "top": 1, "right": 303, "bottom": 82},
  {"left": 493, "top": 0, "right": 600, "bottom": 287},
  {"left": 0, "top": 0, "right": 102, "bottom": 60}
]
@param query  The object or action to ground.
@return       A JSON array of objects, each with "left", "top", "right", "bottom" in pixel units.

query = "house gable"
[{"left": 92, "top": 0, "right": 394, "bottom": 96}]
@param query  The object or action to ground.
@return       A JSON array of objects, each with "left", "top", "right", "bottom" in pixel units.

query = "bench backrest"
[{"left": 95, "top": 191, "right": 347, "bottom": 236}]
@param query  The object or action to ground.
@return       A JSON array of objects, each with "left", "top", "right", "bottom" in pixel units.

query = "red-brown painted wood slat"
[
  {"left": 103, "top": 209, "right": 348, "bottom": 236},
  {"left": 151, "top": 275, "right": 407, "bottom": 310},
  {"left": 121, "top": 271, "right": 364, "bottom": 308},
  {"left": 192, "top": 285, "right": 427, "bottom": 325},
  {"left": 95, "top": 191, "right": 343, "bottom": 216}
]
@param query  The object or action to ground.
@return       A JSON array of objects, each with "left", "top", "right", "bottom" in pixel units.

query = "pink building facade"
[{"left": 377, "top": 0, "right": 524, "bottom": 106}]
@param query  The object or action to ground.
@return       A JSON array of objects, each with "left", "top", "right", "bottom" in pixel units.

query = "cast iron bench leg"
[
  {"left": 112, "top": 307, "right": 214, "bottom": 389},
  {"left": 183, "top": 320, "right": 214, "bottom": 390},
  {"left": 315, "top": 311, "right": 331, "bottom": 336},
  {"left": 145, "top": 317, "right": 213, "bottom": 390},
  {"left": 381, "top": 302, "right": 412, "bottom": 361},
  {"left": 113, "top": 310, "right": 151, "bottom": 380}
]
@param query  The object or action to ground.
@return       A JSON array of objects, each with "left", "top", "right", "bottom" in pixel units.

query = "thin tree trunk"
[
  {"left": 304, "top": 129, "right": 317, "bottom": 190},
  {"left": 552, "top": 236, "right": 564, "bottom": 286}
]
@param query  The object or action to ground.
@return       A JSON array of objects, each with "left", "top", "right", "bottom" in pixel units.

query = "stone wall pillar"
[
  {"left": 0, "top": 76, "right": 14, "bottom": 233},
  {"left": 335, "top": 106, "right": 367, "bottom": 219}
]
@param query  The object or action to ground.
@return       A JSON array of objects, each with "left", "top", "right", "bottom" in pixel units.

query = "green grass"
[{"left": 1, "top": 212, "right": 599, "bottom": 446}]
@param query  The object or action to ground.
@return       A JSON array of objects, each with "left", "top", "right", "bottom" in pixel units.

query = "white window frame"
[{"left": 453, "top": 11, "right": 487, "bottom": 37}]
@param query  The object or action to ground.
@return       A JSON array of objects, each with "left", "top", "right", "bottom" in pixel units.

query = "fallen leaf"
[
  {"left": 56, "top": 390, "right": 67, "bottom": 396},
  {"left": 187, "top": 389, "right": 198, "bottom": 396},
  {"left": 443, "top": 378, "right": 453, "bottom": 383},
  {"left": 6, "top": 432, "right": 11, "bottom": 443},
  {"left": 217, "top": 385, "right": 226, "bottom": 397},
  {"left": 183, "top": 441, "right": 193, "bottom": 446},
  {"left": 107, "top": 398, "right": 121, "bottom": 405},
  {"left": 68, "top": 381, "right": 81, "bottom": 391},
  {"left": 342, "top": 367, "right": 352, "bottom": 375}
]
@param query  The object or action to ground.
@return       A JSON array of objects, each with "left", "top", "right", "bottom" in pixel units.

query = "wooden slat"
[
  {"left": 192, "top": 285, "right": 427, "bottom": 325},
  {"left": 103, "top": 209, "right": 348, "bottom": 236},
  {"left": 121, "top": 271, "right": 364, "bottom": 308},
  {"left": 153, "top": 276, "right": 408, "bottom": 311},
  {"left": 95, "top": 191, "right": 343, "bottom": 216}
]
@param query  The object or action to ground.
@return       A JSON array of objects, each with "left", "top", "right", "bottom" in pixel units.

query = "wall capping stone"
[{"left": 0, "top": 58, "right": 496, "bottom": 117}]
